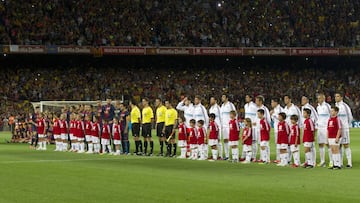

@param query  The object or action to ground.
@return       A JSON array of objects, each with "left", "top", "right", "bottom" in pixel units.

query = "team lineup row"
[{"left": 30, "top": 93, "right": 353, "bottom": 169}]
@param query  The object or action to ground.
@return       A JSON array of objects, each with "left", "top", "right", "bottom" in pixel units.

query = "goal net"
[{"left": 31, "top": 99, "right": 123, "bottom": 113}]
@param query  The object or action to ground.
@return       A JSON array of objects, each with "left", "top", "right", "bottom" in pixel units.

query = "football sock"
[
  {"left": 224, "top": 142, "right": 229, "bottom": 158},
  {"left": 173, "top": 143, "right": 177, "bottom": 155},
  {"left": 218, "top": 143, "right": 223, "bottom": 158},
  {"left": 212, "top": 149, "right": 218, "bottom": 160},
  {"left": 150, "top": 141, "right": 154, "bottom": 154},
  {"left": 319, "top": 146, "right": 325, "bottom": 163},
  {"left": 43, "top": 141, "right": 47, "bottom": 150},
  {"left": 306, "top": 152, "right": 313, "bottom": 166},
  {"left": 144, "top": 141, "right": 148, "bottom": 154},
  {"left": 181, "top": 147, "right": 186, "bottom": 157},
  {"left": 160, "top": 141, "right": 164, "bottom": 154},
  {"left": 345, "top": 147, "right": 352, "bottom": 166},
  {"left": 251, "top": 142, "right": 257, "bottom": 160}
]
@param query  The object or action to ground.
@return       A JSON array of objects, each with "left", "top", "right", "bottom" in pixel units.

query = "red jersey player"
[
  {"left": 229, "top": 110, "right": 240, "bottom": 163},
  {"left": 241, "top": 118, "right": 252, "bottom": 163},
  {"left": 101, "top": 119, "right": 112, "bottom": 154},
  {"left": 53, "top": 113, "right": 61, "bottom": 151},
  {"left": 208, "top": 113, "right": 219, "bottom": 161},
  {"left": 60, "top": 113, "right": 68, "bottom": 152},
  {"left": 277, "top": 112, "right": 290, "bottom": 166},
  {"left": 112, "top": 118, "right": 122, "bottom": 155},
  {"left": 327, "top": 106, "right": 342, "bottom": 169},
  {"left": 289, "top": 115, "right": 301, "bottom": 167},
  {"left": 34, "top": 113, "right": 46, "bottom": 150},
  {"left": 257, "top": 109, "right": 270, "bottom": 164},
  {"left": 91, "top": 117, "right": 101, "bottom": 154},
  {"left": 177, "top": 116, "right": 187, "bottom": 159},
  {"left": 303, "top": 108, "right": 315, "bottom": 168},
  {"left": 69, "top": 113, "right": 77, "bottom": 152},
  {"left": 197, "top": 120, "right": 207, "bottom": 160},
  {"left": 84, "top": 115, "right": 93, "bottom": 154},
  {"left": 188, "top": 119, "right": 198, "bottom": 160},
  {"left": 76, "top": 114, "right": 85, "bottom": 153}
]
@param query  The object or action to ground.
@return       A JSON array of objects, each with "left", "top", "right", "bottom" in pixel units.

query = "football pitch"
[{"left": 0, "top": 130, "right": 359, "bottom": 203}]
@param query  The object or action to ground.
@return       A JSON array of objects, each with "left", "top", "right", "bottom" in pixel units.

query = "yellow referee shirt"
[
  {"left": 130, "top": 106, "right": 141, "bottom": 124},
  {"left": 156, "top": 105, "right": 167, "bottom": 123},
  {"left": 142, "top": 106, "right": 154, "bottom": 124},
  {"left": 165, "top": 108, "right": 178, "bottom": 126}
]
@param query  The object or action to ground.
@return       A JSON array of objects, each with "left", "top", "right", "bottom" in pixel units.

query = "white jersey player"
[
  {"left": 316, "top": 93, "right": 331, "bottom": 167},
  {"left": 335, "top": 93, "right": 353, "bottom": 168},
  {"left": 283, "top": 95, "right": 302, "bottom": 127},
  {"left": 220, "top": 94, "right": 236, "bottom": 160},
  {"left": 242, "top": 95, "right": 258, "bottom": 161},
  {"left": 301, "top": 96, "right": 319, "bottom": 124},
  {"left": 209, "top": 97, "right": 222, "bottom": 159},
  {"left": 254, "top": 95, "right": 271, "bottom": 161},
  {"left": 270, "top": 98, "right": 283, "bottom": 162},
  {"left": 176, "top": 97, "right": 194, "bottom": 128}
]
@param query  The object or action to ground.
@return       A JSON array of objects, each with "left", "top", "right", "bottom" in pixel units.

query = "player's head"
[
  {"left": 155, "top": 98, "right": 162, "bottom": 107},
  {"left": 113, "top": 117, "right": 119, "bottom": 124},
  {"left": 257, "top": 109, "right": 264, "bottom": 119},
  {"left": 317, "top": 93, "right": 325, "bottom": 104},
  {"left": 142, "top": 98, "right": 149, "bottom": 107},
  {"left": 178, "top": 115, "right": 185, "bottom": 123},
  {"left": 278, "top": 112, "right": 286, "bottom": 121},
  {"left": 284, "top": 95, "right": 291, "bottom": 105},
  {"left": 290, "top": 114, "right": 298, "bottom": 124},
  {"left": 184, "top": 97, "right": 191, "bottom": 106},
  {"left": 271, "top": 98, "right": 279, "bottom": 108},
  {"left": 210, "top": 97, "right": 217, "bottom": 105},
  {"left": 129, "top": 99, "right": 137, "bottom": 108},
  {"left": 106, "top": 98, "right": 112, "bottom": 105},
  {"left": 85, "top": 115, "right": 90, "bottom": 121},
  {"left": 331, "top": 106, "right": 339, "bottom": 117},
  {"left": 303, "top": 108, "right": 311, "bottom": 118},
  {"left": 221, "top": 94, "right": 229, "bottom": 103},
  {"left": 301, "top": 96, "right": 309, "bottom": 106},
  {"left": 189, "top": 119, "right": 196, "bottom": 127},
  {"left": 93, "top": 116, "right": 98, "bottom": 122},
  {"left": 209, "top": 113, "right": 216, "bottom": 121},
  {"left": 60, "top": 113, "right": 65, "bottom": 120},
  {"left": 76, "top": 114, "right": 82, "bottom": 120},
  {"left": 229, "top": 110, "right": 236, "bottom": 119},
  {"left": 194, "top": 95, "right": 201, "bottom": 105},
  {"left": 255, "top": 95, "right": 265, "bottom": 106},
  {"left": 244, "top": 118, "right": 252, "bottom": 128},
  {"left": 334, "top": 93, "right": 343, "bottom": 103},
  {"left": 165, "top": 100, "right": 172, "bottom": 109},
  {"left": 197, "top": 120, "right": 204, "bottom": 127},
  {"left": 245, "top": 95, "right": 252, "bottom": 103}
]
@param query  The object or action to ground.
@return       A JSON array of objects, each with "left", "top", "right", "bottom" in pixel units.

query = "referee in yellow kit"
[
  {"left": 130, "top": 99, "right": 142, "bottom": 155},
  {"left": 163, "top": 100, "right": 178, "bottom": 157},
  {"left": 155, "top": 98, "right": 167, "bottom": 156},
  {"left": 141, "top": 98, "right": 154, "bottom": 156}
]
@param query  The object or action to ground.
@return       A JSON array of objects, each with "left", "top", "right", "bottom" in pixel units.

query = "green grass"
[{"left": 0, "top": 129, "right": 359, "bottom": 203}]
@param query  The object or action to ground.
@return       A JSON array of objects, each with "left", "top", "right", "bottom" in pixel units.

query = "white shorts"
[
  {"left": 69, "top": 134, "right": 76, "bottom": 140},
  {"left": 61, "top": 133, "right": 68, "bottom": 140},
  {"left": 340, "top": 128, "right": 350, "bottom": 144},
  {"left": 277, "top": 144, "right": 288, "bottom": 150},
  {"left": 303, "top": 142, "right": 313, "bottom": 148},
  {"left": 54, "top": 134, "right": 61, "bottom": 139},
  {"left": 260, "top": 141, "right": 269, "bottom": 147},
  {"left": 92, "top": 137, "right": 99, "bottom": 144},
  {"left": 229, "top": 141, "right": 238, "bottom": 146},
  {"left": 113, "top": 140, "right": 121, "bottom": 145},
  {"left": 38, "top": 134, "right": 46, "bottom": 138},
  {"left": 189, "top": 144, "right": 198, "bottom": 149},
  {"left": 77, "top": 137, "right": 84, "bottom": 142},
  {"left": 317, "top": 128, "right": 328, "bottom": 144},
  {"left": 86, "top": 135, "right": 92, "bottom": 142},
  {"left": 101, "top": 139, "right": 110, "bottom": 145},
  {"left": 242, "top": 144, "right": 252, "bottom": 152},
  {"left": 328, "top": 138, "right": 342, "bottom": 146},
  {"left": 178, "top": 140, "right": 187, "bottom": 147},
  {"left": 208, "top": 139, "right": 218, "bottom": 146},
  {"left": 222, "top": 127, "right": 229, "bottom": 140},
  {"left": 253, "top": 128, "right": 259, "bottom": 142},
  {"left": 290, "top": 144, "right": 300, "bottom": 152}
]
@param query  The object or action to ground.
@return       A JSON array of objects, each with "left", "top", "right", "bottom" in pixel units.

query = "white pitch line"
[{"left": 0, "top": 158, "right": 119, "bottom": 164}]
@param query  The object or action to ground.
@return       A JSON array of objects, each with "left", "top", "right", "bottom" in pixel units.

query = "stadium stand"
[{"left": 1, "top": 0, "right": 359, "bottom": 47}]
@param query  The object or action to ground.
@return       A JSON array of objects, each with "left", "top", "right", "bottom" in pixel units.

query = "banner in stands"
[
  {"left": 4, "top": 45, "right": 360, "bottom": 56},
  {"left": 352, "top": 121, "right": 360, "bottom": 128}
]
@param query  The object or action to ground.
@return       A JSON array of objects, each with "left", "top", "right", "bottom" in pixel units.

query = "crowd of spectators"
[
  {"left": 1, "top": 0, "right": 359, "bottom": 47},
  {"left": 1, "top": 57, "right": 360, "bottom": 121}
]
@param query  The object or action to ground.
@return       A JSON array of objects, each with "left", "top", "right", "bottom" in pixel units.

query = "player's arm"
[
  {"left": 335, "top": 118, "right": 342, "bottom": 143},
  {"left": 124, "top": 114, "right": 130, "bottom": 134},
  {"left": 176, "top": 99, "right": 186, "bottom": 111},
  {"left": 294, "top": 126, "right": 299, "bottom": 147}
]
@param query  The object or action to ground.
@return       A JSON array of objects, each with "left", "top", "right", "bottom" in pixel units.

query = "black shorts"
[
  {"left": 132, "top": 123, "right": 140, "bottom": 137},
  {"left": 142, "top": 123, "right": 152, "bottom": 138},
  {"left": 156, "top": 122, "right": 165, "bottom": 137},
  {"left": 165, "top": 125, "right": 175, "bottom": 139}
]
